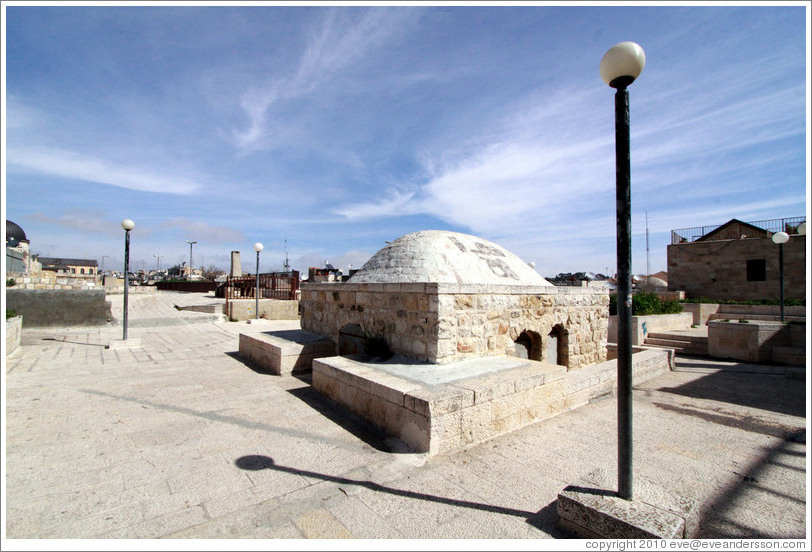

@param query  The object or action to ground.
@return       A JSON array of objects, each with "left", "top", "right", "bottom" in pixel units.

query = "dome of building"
[
  {"left": 645, "top": 276, "right": 668, "bottom": 288},
  {"left": 6, "top": 220, "right": 28, "bottom": 246},
  {"left": 349, "top": 230, "right": 552, "bottom": 286}
]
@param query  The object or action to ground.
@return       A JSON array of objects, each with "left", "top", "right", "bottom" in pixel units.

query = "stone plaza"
[{"left": 3, "top": 291, "right": 807, "bottom": 541}]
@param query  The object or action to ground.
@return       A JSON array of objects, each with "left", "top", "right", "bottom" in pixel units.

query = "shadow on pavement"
[
  {"left": 224, "top": 351, "right": 276, "bottom": 375},
  {"left": 234, "top": 454, "right": 558, "bottom": 534},
  {"left": 41, "top": 337, "right": 108, "bottom": 347},
  {"left": 78, "top": 388, "right": 370, "bottom": 453},
  {"left": 656, "top": 366, "right": 805, "bottom": 418},
  {"left": 285, "top": 383, "right": 404, "bottom": 454},
  {"left": 697, "top": 429, "right": 806, "bottom": 538}
]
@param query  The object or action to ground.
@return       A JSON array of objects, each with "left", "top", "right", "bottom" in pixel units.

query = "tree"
[{"left": 201, "top": 265, "right": 225, "bottom": 281}]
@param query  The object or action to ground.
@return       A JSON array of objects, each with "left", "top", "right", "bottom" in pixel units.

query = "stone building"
[
  {"left": 6, "top": 220, "right": 37, "bottom": 275},
  {"left": 668, "top": 217, "right": 806, "bottom": 302},
  {"left": 300, "top": 230, "right": 608, "bottom": 369},
  {"left": 38, "top": 257, "right": 99, "bottom": 275}
]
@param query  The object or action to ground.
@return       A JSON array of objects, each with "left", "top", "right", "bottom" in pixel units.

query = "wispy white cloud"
[
  {"left": 29, "top": 209, "right": 127, "bottom": 236},
  {"left": 156, "top": 218, "right": 245, "bottom": 243},
  {"left": 7, "top": 147, "right": 201, "bottom": 195},
  {"left": 231, "top": 8, "right": 421, "bottom": 153}
]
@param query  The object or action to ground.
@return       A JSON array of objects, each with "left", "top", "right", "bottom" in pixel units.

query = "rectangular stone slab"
[
  {"left": 238, "top": 330, "right": 335, "bottom": 375},
  {"left": 312, "top": 349, "right": 671, "bottom": 456},
  {"left": 557, "top": 468, "right": 699, "bottom": 539}
]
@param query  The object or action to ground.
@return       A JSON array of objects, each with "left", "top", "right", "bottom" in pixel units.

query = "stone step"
[
  {"left": 644, "top": 334, "right": 708, "bottom": 356},
  {"left": 647, "top": 331, "right": 707, "bottom": 343},
  {"left": 708, "top": 313, "right": 805, "bottom": 323},
  {"left": 771, "top": 346, "right": 806, "bottom": 368}
]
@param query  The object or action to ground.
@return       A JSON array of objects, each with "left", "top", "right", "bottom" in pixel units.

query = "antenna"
[
  {"left": 645, "top": 211, "right": 651, "bottom": 279},
  {"left": 283, "top": 238, "right": 291, "bottom": 272}
]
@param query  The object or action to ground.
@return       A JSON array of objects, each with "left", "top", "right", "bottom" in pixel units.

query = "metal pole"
[
  {"left": 255, "top": 251, "right": 260, "bottom": 320},
  {"left": 615, "top": 84, "right": 633, "bottom": 500},
  {"left": 778, "top": 243, "right": 785, "bottom": 322},
  {"left": 123, "top": 230, "right": 130, "bottom": 341}
]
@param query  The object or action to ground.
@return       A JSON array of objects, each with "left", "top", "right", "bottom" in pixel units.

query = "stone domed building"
[
  {"left": 300, "top": 230, "right": 608, "bottom": 369},
  {"left": 6, "top": 220, "right": 37, "bottom": 275},
  {"left": 6, "top": 220, "right": 29, "bottom": 247}
]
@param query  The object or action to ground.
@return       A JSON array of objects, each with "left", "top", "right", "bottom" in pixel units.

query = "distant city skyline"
[{"left": 3, "top": 3, "right": 809, "bottom": 276}]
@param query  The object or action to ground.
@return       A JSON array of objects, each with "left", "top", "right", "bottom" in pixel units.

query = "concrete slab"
[
  {"left": 313, "top": 348, "right": 672, "bottom": 456},
  {"left": 557, "top": 468, "right": 699, "bottom": 539},
  {"left": 238, "top": 329, "right": 335, "bottom": 375},
  {"left": 106, "top": 338, "right": 142, "bottom": 349}
]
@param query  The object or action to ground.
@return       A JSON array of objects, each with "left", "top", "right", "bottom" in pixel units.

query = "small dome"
[
  {"left": 645, "top": 277, "right": 668, "bottom": 288},
  {"left": 6, "top": 220, "right": 28, "bottom": 246},
  {"left": 349, "top": 230, "right": 551, "bottom": 286}
]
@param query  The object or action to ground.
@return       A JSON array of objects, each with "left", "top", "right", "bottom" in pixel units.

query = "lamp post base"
[
  {"left": 107, "top": 338, "right": 142, "bottom": 349},
  {"left": 557, "top": 468, "right": 698, "bottom": 539}
]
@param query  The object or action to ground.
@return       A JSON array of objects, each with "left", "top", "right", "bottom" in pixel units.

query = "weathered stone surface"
[
  {"left": 238, "top": 330, "right": 335, "bottom": 375},
  {"left": 312, "top": 349, "right": 670, "bottom": 456},
  {"left": 557, "top": 468, "right": 698, "bottom": 539}
]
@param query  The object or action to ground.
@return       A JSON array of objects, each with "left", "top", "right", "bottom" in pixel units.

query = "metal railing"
[
  {"left": 671, "top": 217, "right": 806, "bottom": 244},
  {"left": 224, "top": 271, "right": 299, "bottom": 304}
]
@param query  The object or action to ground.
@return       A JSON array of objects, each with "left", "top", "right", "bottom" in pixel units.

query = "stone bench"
[
  {"left": 312, "top": 348, "right": 672, "bottom": 456},
  {"left": 238, "top": 330, "right": 335, "bottom": 375}
]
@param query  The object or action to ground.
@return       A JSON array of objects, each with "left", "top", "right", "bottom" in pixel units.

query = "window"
[{"left": 746, "top": 259, "right": 766, "bottom": 281}]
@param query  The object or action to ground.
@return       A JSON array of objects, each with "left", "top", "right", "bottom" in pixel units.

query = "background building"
[{"left": 668, "top": 217, "right": 806, "bottom": 301}]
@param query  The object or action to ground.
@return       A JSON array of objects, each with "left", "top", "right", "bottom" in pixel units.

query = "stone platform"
[
  {"left": 238, "top": 329, "right": 335, "bottom": 375},
  {"left": 557, "top": 468, "right": 699, "bottom": 539},
  {"left": 313, "top": 348, "right": 672, "bottom": 456}
]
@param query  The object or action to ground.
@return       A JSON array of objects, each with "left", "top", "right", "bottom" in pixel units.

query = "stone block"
[
  {"left": 557, "top": 468, "right": 698, "bottom": 539},
  {"left": 238, "top": 331, "right": 335, "bottom": 375}
]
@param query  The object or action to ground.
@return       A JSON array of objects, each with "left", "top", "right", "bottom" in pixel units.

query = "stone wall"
[
  {"left": 439, "top": 285, "right": 607, "bottom": 369},
  {"left": 301, "top": 283, "right": 437, "bottom": 361},
  {"left": 708, "top": 320, "right": 791, "bottom": 363},
  {"left": 300, "top": 283, "right": 607, "bottom": 369},
  {"left": 6, "top": 289, "right": 112, "bottom": 327},
  {"left": 6, "top": 316, "right": 23, "bottom": 356},
  {"left": 667, "top": 235, "right": 805, "bottom": 301},
  {"left": 8, "top": 273, "right": 102, "bottom": 291},
  {"left": 608, "top": 312, "right": 694, "bottom": 345},
  {"left": 226, "top": 299, "right": 300, "bottom": 321}
]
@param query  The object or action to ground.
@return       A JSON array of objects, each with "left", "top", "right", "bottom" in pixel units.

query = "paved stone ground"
[{"left": 3, "top": 292, "right": 808, "bottom": 542}]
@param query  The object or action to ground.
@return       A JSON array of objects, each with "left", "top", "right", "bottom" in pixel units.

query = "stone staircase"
[
  {"left": 771, "top": 323, "right": 806, "bottom": 368},
  {"left": 644, "top": 330, "right": 709, "bottom": 357}
]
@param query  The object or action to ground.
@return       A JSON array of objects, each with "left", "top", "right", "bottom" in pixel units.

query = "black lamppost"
[
  {"left": 771, "top": 231, "right": 789, "bottom": 322},
  {"left": 186, "top": 240, "right": 197, "bottom": 280},
  {"left": 254, "top": 242, "right": 264, "bottom": 320},
  {"left": 121, "top": 219, "right": 135, "bottom": 340},
  {"left": 600, "top": 41, "right": 646, "bottom": 501}
]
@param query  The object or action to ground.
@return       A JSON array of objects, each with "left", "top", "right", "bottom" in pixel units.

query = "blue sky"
[{"left": 3, "top": 2, "right": 809, "bottom": 277}]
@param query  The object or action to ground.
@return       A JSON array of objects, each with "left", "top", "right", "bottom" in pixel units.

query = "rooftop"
[
  {"left": 348, "top": 230, "right": 551, "bottom": 286},
  {"left": 671, "top": 216, "right": 806, "bottom": 244}
]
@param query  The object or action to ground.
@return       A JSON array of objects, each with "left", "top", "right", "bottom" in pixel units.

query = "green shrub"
[
  {"left": 6, "top": 309, "right": 17, "bottom": 320},
  {"left": 609, "top": 292, "right": 683, "bottom": 316},
  {"left": 6, "top": 278, "right": 16, "bottom": 287}
]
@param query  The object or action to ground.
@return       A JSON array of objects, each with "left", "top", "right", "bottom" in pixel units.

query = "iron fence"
[
  {"left": 671, "top": 217, "right": 806, "bottom": 244},
  {"left": 224, "top": 271, "right": 299, "bottom": 305}
]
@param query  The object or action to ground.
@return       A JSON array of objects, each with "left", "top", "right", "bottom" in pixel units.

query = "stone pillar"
[{"left": 230, "top": 251, "right": 242, "bottom": 277}]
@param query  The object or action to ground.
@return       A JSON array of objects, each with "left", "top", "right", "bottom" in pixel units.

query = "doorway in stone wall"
[
  {"left": 546, "top": 324, "right": 569, "bottom": 367},
  {"left": 338, "top": 324, "right": 365, "bottom": 356},
  {"left": 514, "top": 330, "right": 542, "bottom": 361}
]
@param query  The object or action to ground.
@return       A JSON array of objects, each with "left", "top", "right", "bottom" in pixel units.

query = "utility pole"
[{"left": 646, "top": 212, "right": 651, "bottom": 283}]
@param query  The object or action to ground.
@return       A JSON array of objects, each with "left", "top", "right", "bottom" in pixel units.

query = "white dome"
[{"left": 349, "top": 230, "right": 552, "bottom": 286}]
